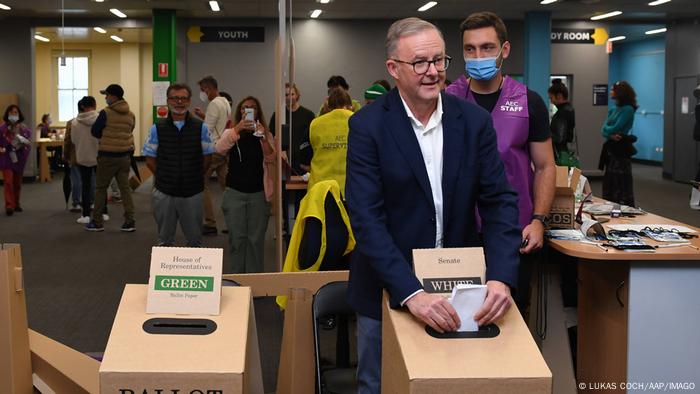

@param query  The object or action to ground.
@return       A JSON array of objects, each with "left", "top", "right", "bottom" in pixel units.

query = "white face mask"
[
  {"left": 199, "top": 91, "right": 209, "bottom": 104},
  {"left": 8, "top": 115, "right": 19, "bottom": 123}
]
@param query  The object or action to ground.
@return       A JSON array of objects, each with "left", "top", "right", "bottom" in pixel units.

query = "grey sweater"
[{"left": 71, "top": 111, "right": 100, "bottom": 167}]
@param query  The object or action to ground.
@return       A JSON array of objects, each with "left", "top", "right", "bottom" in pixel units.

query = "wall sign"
[
  {"left": 157, "top": 63, "right": 169, "bottom": 78},
  {"left": 187, "top": 26, "right": 265, "bottom": 43},
  {"left": 593, "top": 84, "right": 609, "bottom": 106},
  {"left": 551, "top": 28, "right": 608, "bottom": 45}
]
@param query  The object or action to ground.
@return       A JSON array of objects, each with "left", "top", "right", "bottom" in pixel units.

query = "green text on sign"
[{"left": 155, "top": 276, "right": 214, "bottom": 292}]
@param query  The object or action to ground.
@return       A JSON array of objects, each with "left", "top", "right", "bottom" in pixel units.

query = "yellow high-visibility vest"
[
  {"left": 276, "top": 180, "right": 355, "bottom": 309},
  {"left": 308, "top": 108, "right": 353, "bottom": 197}
]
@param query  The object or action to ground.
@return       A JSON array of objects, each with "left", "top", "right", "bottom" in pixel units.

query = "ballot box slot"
[
  {"left": 142, "top": 318, "right": 218, "bottom": 335},
  {"left": 425, "top": 324, "right": 500, "bottom": 339}
]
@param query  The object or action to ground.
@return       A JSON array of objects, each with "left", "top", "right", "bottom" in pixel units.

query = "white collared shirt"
[
  {"left": 399, "top": 93, "right": 444, "bottom": 248},
  {"left": 398, "top": 93, "right": 444, "bottom": 306}
]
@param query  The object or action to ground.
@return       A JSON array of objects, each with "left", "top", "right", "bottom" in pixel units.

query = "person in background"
[
  {"left": 194, "top": 76, "right": 231, "bottom": 236},
  {"left": 548, "top": 79, "right": 578, "bottom": 168},
  {"left": 143, "top": 83, "right": 214, "bottom": 247},
  {"left": 63, "top": 114, "right": 83, "bottom": 213},
  {"left": 0, "top": 105, "right": 32, "bottom": 216},
  {"left": 71, "top": 96, "right": 101, "bottom": 224},
  {"left": 373, "top": 79, "right": 392, "bottom": 92},
  {"left": 37, "top": 113, "right": 63, "bottom": 171},
  {"left": 217, "top": 96, "right": 275, "bottom": 273},
  {"left": 445, "top": 11, "right": 556, "bottom": 316},
  {"left": 318, "top": 75, "right": 363, "bottom": 116},
  {"left": 86, "top": 84, "right": 136, "bottom": 232},
  {"left": 600, "top": 80, "right": 638, "bottom": 206},
  {"left": 269, "top": 83, "right": 316, "bottom": 235},
  {"left": 363, "top": 83, "right": 388, "bottom": 105},
  {"left": 308, "top": 87, "right": 354, "bottom": 197}
]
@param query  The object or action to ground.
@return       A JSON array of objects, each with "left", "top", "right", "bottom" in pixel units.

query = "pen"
[
  {"left": 580, "top": 240, "right": 608, "bottom": 252},
  {"left": 655, "top": 243, "right": 699, "bottom": 250}
]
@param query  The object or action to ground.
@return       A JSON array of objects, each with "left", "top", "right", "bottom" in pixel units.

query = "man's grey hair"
[{"left": 386, "top": 17, "right": 444, "bottom": 58}]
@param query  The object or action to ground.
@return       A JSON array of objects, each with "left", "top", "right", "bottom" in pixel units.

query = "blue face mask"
[{"left": 465, "top": 45, "right": 504, "bottom": 81}]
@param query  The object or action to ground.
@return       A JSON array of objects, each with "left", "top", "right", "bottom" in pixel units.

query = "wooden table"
[
  {"left": 548, "top": 210, "right": 700, "bottom": 393},
  {"left": 36, "top": 138, "right": 64, "bottom": 182}
]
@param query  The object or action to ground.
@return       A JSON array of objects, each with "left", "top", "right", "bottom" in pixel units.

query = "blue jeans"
[{"left": 357, "top": 313, "right": 382, "bottom": 394}]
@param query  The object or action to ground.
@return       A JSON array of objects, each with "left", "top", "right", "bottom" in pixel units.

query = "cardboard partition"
[
  {"left": 550, "top": 166, "right": 581, "bottom": 229},
  {"left": 0, "top": 244, "right": 33, "bottom": 394},
  {"left": 100, "top": 284, "right": 263, "bottom": 394}
]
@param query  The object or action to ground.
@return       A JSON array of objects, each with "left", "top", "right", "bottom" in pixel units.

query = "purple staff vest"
[{"left": 446, "top": 75, "right": 534, "bottom": 229}]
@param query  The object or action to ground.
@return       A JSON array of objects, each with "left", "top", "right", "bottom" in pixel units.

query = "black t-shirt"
[
  {"left": 471, "top": 89, "right": 551, "bottom": 142},
  {"left": 270, "top": 105, "right": 316, "bottom": 173},
  {"left": 226, "top": 133, "right": 264, "bottom": 193}
]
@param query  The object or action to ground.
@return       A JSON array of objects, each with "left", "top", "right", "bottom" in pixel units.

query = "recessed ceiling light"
[
  {"left": 95, "top": 0, "right": 105, "bottom": 2},
  {"left": 310, "top": 9, "right": 322, "bottom": 18},
  {"left": 608, "top": 36, "right": 626, "bottom": 42},
  {"left": 540, "top": 0, "right": 557, "bottom": 4},
  {"left": 208, "top": 1, "right": 220, "bottom": 12},
  {"left": 418, "top": 1, "right": 438, "bottom": 12},
  {"left": 0, "top": 3, "right": 11, "bottom": 10},
  {"left": 648, "top": 0, "right": 671, "bottom": 5},
  {"left": 110, "top": 35, "right": 124, "bottom": 42},
  {"left": 93, "top": 27, "right": 107, "bottom": 34},
  {"left": 318, "top": 0, "right": 331, "bottom": 3},
  {"left": 34, "top": 34, "right": 50, "bottom": 42},
  {"left": 645, "top": 27, "right": 668, "bottom": 35},
  {"left": 591, "top": 11, "right": 622, "bottom": 20},
  {"left": 110, "top": 8, "right": 127, "bottom": 18}
]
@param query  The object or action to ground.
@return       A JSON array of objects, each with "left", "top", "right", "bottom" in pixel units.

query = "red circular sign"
[{"left": 156, "top": 106, "right": 168, "bottom": 118}]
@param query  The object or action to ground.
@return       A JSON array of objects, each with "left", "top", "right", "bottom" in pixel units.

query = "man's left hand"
[
  {"left": 473, "top": 280, "right": 511, "bottom": 326},
  {"left": 520, "top": 220, "right": 545, "bottom": 254}
]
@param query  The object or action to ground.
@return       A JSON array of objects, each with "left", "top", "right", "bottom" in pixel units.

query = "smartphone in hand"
[{"left": 244, "top": 108, "right": 255, "bottom": 121}]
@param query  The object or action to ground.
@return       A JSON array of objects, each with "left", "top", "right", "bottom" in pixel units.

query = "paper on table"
[
  {"left": 607, "top": 224, "right": 697, "bottom": 234},
  {"left": 449, "top": 284, "right": 487, "bottom": 332}
]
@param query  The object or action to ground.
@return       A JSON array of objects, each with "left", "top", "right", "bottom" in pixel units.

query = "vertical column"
[
  {"left": 152, "top": 9, "right": 177, "bottom": 122},
  {"left": 524, "top": 11, "right": 551, "bottom": 101}
]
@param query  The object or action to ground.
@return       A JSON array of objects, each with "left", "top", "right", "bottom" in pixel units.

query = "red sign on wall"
[
  {"left": 156, "top": 106, "right": 169, "bottom": 118},
  {"left": 158, "top": 63, "right": 169, "bottom": 78}
]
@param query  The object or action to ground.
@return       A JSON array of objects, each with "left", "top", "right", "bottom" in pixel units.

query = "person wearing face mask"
[
  {"left": 216, "top": 96, "right": 275, "bottom": 273},
  {"left": 445, "top": 12, "right": 556, "bottom": 318},
  {"left": 194, "top": 76, "right": 231, "bottom": 236},
  {"left": 142, "top": 83, "right": 214, "bottom": 247},
  {"left": 0, "top": 105, "right": 32, "bottom": 216},
  {"left": 87, "top": 84, "right": 136, "bottom": 232}
]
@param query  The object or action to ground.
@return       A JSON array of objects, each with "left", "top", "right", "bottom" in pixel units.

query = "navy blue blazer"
[{"left": 345, "top": 88, "right": 521, "bottom": 320}]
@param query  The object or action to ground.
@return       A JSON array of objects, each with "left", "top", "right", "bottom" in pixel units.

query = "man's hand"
[
  {"left": 193, "top": 107, "right": 205, "bottom": 119},
  {"left": 520, "top": 220, "right": 545, "bottom": 253},
  {"left": 405, "top": 291, "right": 460, "bottom": 333},
  {"left": 474, "top": 280, "right": 511, "bottom": 326}
]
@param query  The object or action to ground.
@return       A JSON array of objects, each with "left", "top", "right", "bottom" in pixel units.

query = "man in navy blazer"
[{"left": 345, "top": 18, "right": 521, "bottom": 394}]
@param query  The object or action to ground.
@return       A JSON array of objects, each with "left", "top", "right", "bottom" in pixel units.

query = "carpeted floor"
[{"left": 0, "top": 161, "right": 697, "bottom": 393}]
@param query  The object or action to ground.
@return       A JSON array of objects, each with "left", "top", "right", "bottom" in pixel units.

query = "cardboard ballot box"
[
  {"left": 549, "top": 166, "right": 581, "bottom": 229},
  {"left": 381, "top": 247, "right": 552, "bottom": 393},
  {"left": 100, "top": 284, "right": 263, "bottom": 394}
]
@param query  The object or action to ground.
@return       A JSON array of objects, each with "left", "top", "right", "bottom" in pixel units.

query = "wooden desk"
[
  {"left": 548, "top": 210, "right": 700, "bottom": 393},
  {"left": 37, "top": 138, "right": 64, "bottom": 182}
]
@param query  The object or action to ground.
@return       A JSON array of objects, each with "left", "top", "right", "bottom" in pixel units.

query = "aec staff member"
[{"left": 345, "top": 17, "right": 521, "bottom": 393}]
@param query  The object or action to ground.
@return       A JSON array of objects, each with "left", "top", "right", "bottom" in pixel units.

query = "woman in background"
[
  {"left": 216, "top": 96, "right": 275, "bottom": 273},
  {"left": 0, "top": 105, "right": 32, "bottom": 216},
  {"left": 600, "top": 81, "right": 638, "bottom": 206}
]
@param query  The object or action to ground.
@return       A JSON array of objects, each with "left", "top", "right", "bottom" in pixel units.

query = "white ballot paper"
[{"left": 449, "top": 284, "right": 488, "bottom": 332}]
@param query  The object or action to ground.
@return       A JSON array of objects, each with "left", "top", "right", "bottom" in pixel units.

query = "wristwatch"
[{"left": 531, "top": 214, "right": 550, "bottom": 227}]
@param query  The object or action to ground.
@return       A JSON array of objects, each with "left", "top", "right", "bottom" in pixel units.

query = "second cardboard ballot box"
[
  {"left": 99, "top": 284, "right": 263, "bottom": 394},
  {"left": 381, "top": 248, "right": 552, "bottom": 393}
]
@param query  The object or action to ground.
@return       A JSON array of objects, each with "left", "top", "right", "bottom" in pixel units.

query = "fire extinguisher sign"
[{"left": 158, "top": 63, "right": 168, "bottom": 78}]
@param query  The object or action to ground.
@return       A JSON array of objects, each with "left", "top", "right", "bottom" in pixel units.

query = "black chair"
[{"left": 313, "top": 281, "right": 357, "bottom": 394}]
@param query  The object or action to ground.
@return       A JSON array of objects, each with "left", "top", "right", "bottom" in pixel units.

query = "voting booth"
[{"left": 381, "top": 247, "right": 552, "bottom": 393}]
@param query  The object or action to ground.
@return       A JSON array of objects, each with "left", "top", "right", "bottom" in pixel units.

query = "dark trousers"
[{"left": 78, "top": 165, "right": 96, "bottom": 217}]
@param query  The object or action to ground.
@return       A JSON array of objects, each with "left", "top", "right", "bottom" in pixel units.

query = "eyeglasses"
[
  {"left": 168, "top": 96, "right": 190, "bottom": 102},
  {"left": 390, "top": 56, "right": 451, "bottom": 75}
]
